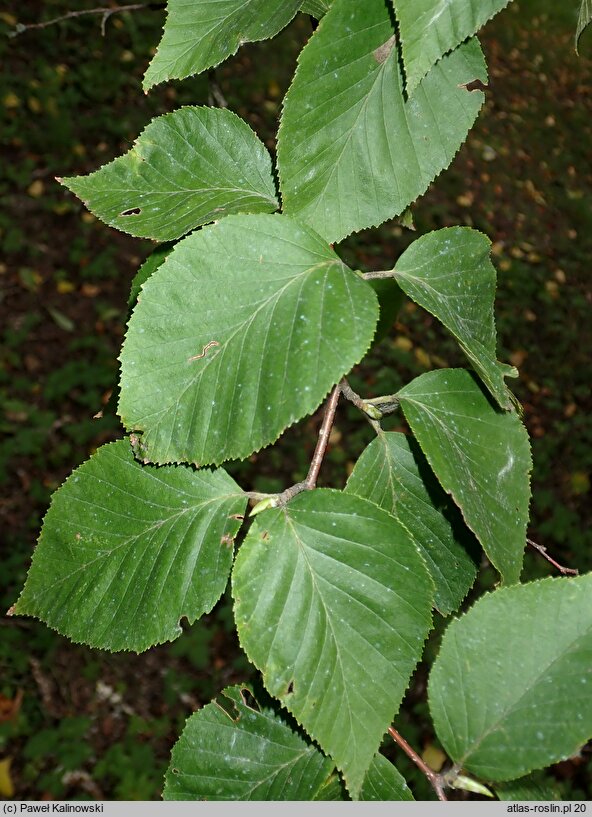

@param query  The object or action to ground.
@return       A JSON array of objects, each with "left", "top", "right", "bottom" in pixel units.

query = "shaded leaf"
[
  {"left": 495, "top": 772, "right": 563, "bottom": 801},
  {"left": 393, "top": 227, "right": 516, "bottom": 409},
  {"left": 576, "top": 0, "right": 592, "bottom": 53},
  {"left": 278, "top": 0, "right": 486, "bottom": 243},
  {"left": 346, "top": 432, "right": 478, "bottom": 615},
  {"left": 144, "top": 0, "right": 301, "bottom": 90},
  {"left": 62, "top": 107, "right": 278, "bottom": 242},
  {"left": 129, "top": 243, "right": 174, "bottom": 307},
  {"left": 394, "top": 0, "right": 513, "bottom": 93},
  {"left": 397, "top": 369, "right": 531, "bottom": 584},
  {"left": 429, "top": 575, "right": 592, "bottom": 780},
  {"left": 119, "top": 214, "right": 378, "bottom": 466},
  {"left": 232, "top": 489, "right": 433, "bottom": 797},
  {"left": 366, "top": 279, "right": 406, "bottom": 345},
  {"left": 14, "top": 439, "right": 246, "bottom": 651},
  {"left": 46, "top": 306, "right": 75, "bottom": 333},
  {"left": 164, "top": 685, "right": 336, "bottom": 800}
]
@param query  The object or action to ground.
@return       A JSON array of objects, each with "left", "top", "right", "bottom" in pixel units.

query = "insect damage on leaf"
[{"left": 373, "top": 34, "right": 397, "bottom": 64}]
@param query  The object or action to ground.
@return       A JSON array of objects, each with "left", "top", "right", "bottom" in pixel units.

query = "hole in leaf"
[
  {"left": 214, "top": 693, "right": 242, "bottom": 722},
  {"left": 287, "top": 681, "right": 294, "bottom": 694},
  {"left": 239, "top": 688, "right": 260, "bottom": 712},
  {"left": 120, "top": 207, "right": 141, "bottom": 216},
  {"left": 459, "top": 79, "right": 489, "bottom": 93}
]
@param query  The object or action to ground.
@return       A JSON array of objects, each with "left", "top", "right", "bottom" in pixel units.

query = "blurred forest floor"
[{"left": 0, "top": 0, "right": 591, "bottom": 801}]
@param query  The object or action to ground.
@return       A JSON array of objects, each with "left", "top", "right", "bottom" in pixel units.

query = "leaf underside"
[
  {"left": 232, "top": 489, "right": 433, "bottom": 797},
  {"left": 119, "top": 214, "right": 378, "bottom": 466},
  {"left": 394, "top": 227, "right": 516, "bottom": 409},
  {"left": 393, "top": 0, "right": 514, "bottom": 93},
  {"left": 278, "top": 0, "right": 487, "bottom": 243},
  {"left": 346, "top": 432, "right": 478, "bottom": 615},
  {"left": 62, "top": 107, "right": 278, "bottom": 242},
  {"left": 14, "top": 439, "right": 246, "bottom": 651},
  {"left": 397, "top": 369, "right": 531, "bottom": 584},
  {"left": 144, "top": 0, "right": 301, "bottom": 90},
  {"left": 429, "top": 575, "right": 592, "bottom": 780}
]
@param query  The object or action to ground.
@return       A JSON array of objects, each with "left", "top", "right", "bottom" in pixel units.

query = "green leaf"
[
  {"left": 163, "top": 685, "right": 336, "bottom": 800},
  {"left": 359, "top": 754, "right": 414, "bottom": 801},
  {"left": 164, "top": 685, "right": 411, "bottom": 801},
  {"left": 393, "top": 228, "right": 516, "bottom": 410},
  {"left": 61, "top": 107, "right": 278, "bottom": 242},
  {"left": 277, "top": 0, "right": 486, "bottom": 243},
  {"left": 366, "top": 279, "right": 406, "bottom": 346},
  {"left": 232, "top": 489, "right": 434, "bottom": 797},
  {"left": 397, "top": 369, "right": 531, "bottom": 584},
  {"left": 144, "top": 0, "right": 301, "bottom": 90},
  {"left": 429, "top": 575, "right": 592, "bottom": 781},
  {"left": 393, "top": 0, "right": 513, "bottom": 94},
  {"left": 300, "top": 0, "right": 332, "bottom": 17},
  {"left": 576, "top": 0, "right": 592, "bottom": 53},
  {"left": 495, "top": 772, "right": 563, "bottom": 801},
  {"left": 313, "top": 774, "right": 346, "bottom": 800},
  {"left": 346, "top": 432, "right": 478, "bottom": 615},
  {"left": 128, "top": 243, "right": 174, "bottom": 307},
  {"left": 14, "top": 439, "right": 246, "bottom": 651},
  {"left": 119, "top": 214, "right": 378, "bottom": 466}
]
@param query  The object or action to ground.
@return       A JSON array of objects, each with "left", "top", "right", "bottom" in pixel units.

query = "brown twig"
[
  {"left": 527, "top": 538, "right": 578, "bottom": 575},
  {"left": 276, "top": 384, "right": 341, "bottom": 505},
  {"left": 388, "top": 726, "right": 448, "bottom": 801},
  {"left": 9, "top": 3, "right": 164, "bottom": 38}
]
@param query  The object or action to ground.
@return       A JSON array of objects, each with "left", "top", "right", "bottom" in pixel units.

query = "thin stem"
[
  {"left": 306, "top": 384, "right": 341, "bottom": 488},
  {"left": 276, "top": 384, "right": 341, "bottom": 505},
  {"left": 388, "top": 727, "right": 448, "bottom": 801},
  {"left": 527, "top": 538, "right": 578, "bottom": 575},
  {"left": 9, "top": 3, "right": 164, "bottom": 38},
  {"left": 340, "top": 378, "right": 382, "bottom": 431},
  {"left": 360, "top": 270, "right": 396, "bottom": 281},
  {"left": 340, "top": 379, "right": 399, "bottom": 421},
  {"left": 207, "top": 69, "right": 228, "bottom": 108}
]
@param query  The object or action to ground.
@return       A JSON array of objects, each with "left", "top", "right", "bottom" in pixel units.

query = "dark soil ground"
[{"left": 1, "top": 0, "right": 591, "bottom": 801}]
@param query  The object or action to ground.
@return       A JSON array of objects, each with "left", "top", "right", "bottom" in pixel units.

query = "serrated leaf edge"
[
  {"left": 398, "top": 0, "right": 514, "bottom": 94},
  {"left": 13, "top": 437, "right": 247, "bottom": 653},
  {"left": 427, "top": 574, "right": 592, "bottom": 782},
  {"left": 231, "top": 488, "right": 434, "bottom": 798},
  {"left": 60, "top": 106, "right": 279, "bottom": 242},
  {"left": 276, "top": 11, "right": 487, "bottom": 244},
  {"left": 397, "top": 369, "right": 533, "bottom": 584}
]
